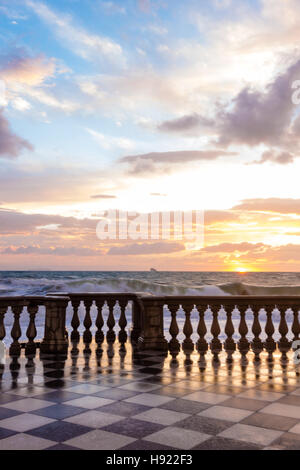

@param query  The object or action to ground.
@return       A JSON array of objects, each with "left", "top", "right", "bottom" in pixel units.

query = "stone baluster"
[
  {"left": 10, "top": 305, "right": 23, "bottom": 356},
  {"left": 278, "top": 305, "right": 289, "bottom": 362},
  {"left": 238, "top": 306, "right": 250, "bottom": 360},
  {"left": 291, "top": 306, "right": 300, "bottom": 343},
  {"left": 210, "top": 305, "right": 222, "bottom": 361},
  {"left": 95, "top": 299, "right": 105, "bottom": 344},
  {"left": 25, "top": 304, "right": 38, "bottom": 355},
  {"left": 71, "top": 299, "right": 81, "bottom": 341},
  {"left": 251, "top": 306, "right": 263, "bottom": 361},
  {"left": 168, "top": 304, "right": 180, "bottom": 353},
  {"left": 106, "top": 300, "right": 116, "bottom": 343},
  {"left": 83, "top": 299, "right": 93, "bottom": 343},
  {"left": 196, "top": 305, "right": 208, "bottom": 359},
  {"left": 264, "top": 305, "right": 276, "bottom": 360},
  {"left": 0, "top": 306, "right": 7, "bottom": 344},
  {"left": 118, "top": 300, "right": 128, "bottom": 345},
  {"left": 224, "top": 304, "right": 236, "bottom": 361},
  {"left": 182, "top": 303, "right": 194, "bottom": 352}
]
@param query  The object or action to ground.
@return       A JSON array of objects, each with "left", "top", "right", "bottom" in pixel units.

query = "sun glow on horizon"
[{"left": 236, "top": 267, "right": 248, "bottom": 273}]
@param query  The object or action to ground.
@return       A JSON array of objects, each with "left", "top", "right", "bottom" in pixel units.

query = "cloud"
[
  {"left": 252, "top": 149, "right": 294, "bottom": 164},
  {"left": 108, "top": 241, "right": 185, "bottom": 255},
  {"left": 216, "top": 59, "right": 300, "bottom": 150},
  {"left": 120, "top": 149, "right": 237, "bottom": 174},
  {"left": 0, "top": 165, "right": 109, "bottom": 203},
  {"left": 2, "top": 245, "right": 104, "bottom": 256},
  {"left": 0, "top": 5, "right": 28, "bottom": 20},
  {"left": 143, "top": 24, "right": 168, "bottom": 35},
  {"left": 0, "top": 111, "right": 33, "bottom": 158},
  {"left": 100, "top": 2, "right": 126, "bottom": 14},
  {"left": 86, "top": 128, "right": 135, "bottom": 150},
  {"left": 155, "top": 58, "right": 300, "bottom": 164},
  {"left": 232, "top": 198, "right": 300, "bottom": 214},
  {"left": 200, "top": 242, "right": 266, "bottom": 254},
  {"left": 90, "top": 194, "right": 117, "bottom": 199},
  {"left": 0, "top": 49, "right": 55, "bottom": 86},
  {"left": 26, "top": 0, "right": 125, "bottom": 66},
  {"left": 0, "top": 208, "right": 97, "bottom": 235},
  {"left": 157, "top": 113, "right": 213, "bottom": 133},
  {"left": 205, "top": 210, "right": 240, "bottom": 224}
]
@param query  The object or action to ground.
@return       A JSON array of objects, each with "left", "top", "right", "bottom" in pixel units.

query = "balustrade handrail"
[{"left": 0, "top": 293, "right": 299, "bottom": 360}]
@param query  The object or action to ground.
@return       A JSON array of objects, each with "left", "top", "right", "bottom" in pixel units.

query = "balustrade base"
[
  {"left": 138, "top": 336, "right": 168, "bottom": 352},
  {"left": 40, "top": 339, "right": 69, "bottom": 354}
]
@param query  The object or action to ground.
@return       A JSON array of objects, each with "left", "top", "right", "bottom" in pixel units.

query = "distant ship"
[{"left": 150, "top": 268, "right": 158, "bottom": 272}]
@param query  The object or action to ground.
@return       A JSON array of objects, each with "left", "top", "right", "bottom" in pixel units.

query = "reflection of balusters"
[
  {"left": 168, "top": 304, "right": 180, "bottom": 353},
  {"left": 251, "top": 307, "right": 263, "bottom": 361},
  {"left": 196, "top": 305, "right": 208, "bottom": 359},
  {"left": 71, "top": 299, "right": 81, "bottom": 341},
  {"left": 278, "top": 305, "right": 289, "bottom": 362},
  {"left": 95, "top": 299, "right": 105, "bottom": 344},
  {"left": 107, "top": 300, "right": 116, "bottom": 343},
  {"left": 10, "top": 305, "right": 23, "bottom": 356},
  {"left": 224, "top": 305, "right": 236, "bottom": 361},
  {"left": 118, "top": 300, "right": 128, "bottom": 345},
  {"left": 0, "top": 308, "right": 6, "bottom": 383},
  {"left": 25, "top": 304, "right": 38, "bottom": 355},
  {"left": 25, "top": 356, "right": 35, "bottom": 385},
  {"left": 10, "top": 356, "right": 20, "bottom": 383},
  {"left": 83, "top": 299, "right": 93, "bottom": 343},
  {"left": 210, "top": 306, "right": 222, "bottom": 361},
  {"left": 238, "top": 306, "right": 250, "bottom": 360},
  {"left": 292, "top": 307, "right": 300, "bottom": 343},
  {"left": 70, "top": 340, "right": 79, "bottom": 376},
  {"left": 182, "top": 304, "right": 194, "bottom": 352},
  {"left": 264, "top": 305, "right": 276, "bottom": 360},
  {"left": 0, "top": 306, "right": 7, "bottom": 344}
]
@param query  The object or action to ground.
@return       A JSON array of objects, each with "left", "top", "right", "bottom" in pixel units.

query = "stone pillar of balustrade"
[
  {"left": 138, "top": 299, "right": 168, "bottom": 352},
  {"left": 40, "top": 297, "right": 69, "bottom": 354},
  {"left": 131, "top": 298, "right": 143, "bottom": 342}
]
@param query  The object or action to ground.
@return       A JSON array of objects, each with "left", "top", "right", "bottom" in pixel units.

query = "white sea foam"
[{"left": 1, "top": 272, "right": 300, "bottom": 296}]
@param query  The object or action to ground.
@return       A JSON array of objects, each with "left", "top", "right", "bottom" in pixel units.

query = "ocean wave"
[
  {"left": 1, "top": 273, "right": 300, "bottom": 297},
  {"left": 218, "top": 282, "right": 300, "bottom": 296}
]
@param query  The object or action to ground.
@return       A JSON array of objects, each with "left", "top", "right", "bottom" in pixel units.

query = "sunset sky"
[{"left": 1, "top": 0, "right": 300, "bottom": 271}]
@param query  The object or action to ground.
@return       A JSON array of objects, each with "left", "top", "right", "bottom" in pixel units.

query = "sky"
[{"left": 0, "top": 0, "right": 300, "bottom": 271}]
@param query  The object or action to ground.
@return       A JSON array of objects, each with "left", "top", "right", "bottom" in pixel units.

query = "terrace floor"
[{"left": 0, "top": 342, "right": 300, "bottom": 450}]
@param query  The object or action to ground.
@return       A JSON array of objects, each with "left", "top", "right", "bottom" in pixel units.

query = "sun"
[{"left": 236, "top": 267, "right": 248, "bottom": 273}]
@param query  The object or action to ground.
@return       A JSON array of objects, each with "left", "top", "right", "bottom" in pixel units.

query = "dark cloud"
[
  {"left": 252, "top": 149, "right": 294, "bottom": 164},
  {"left": 90, "top": 194, "right": 117, "bottom": 199},
  {"left": 156, "top": 59, "right": 300, "bottom": 164},
  {"left": 0, "top": 111, "right": 33, "bottom": 158},
  {"left": 157, "top": 113, "right": 213, "bottom": 133},
  {"left": 216, "top": 59, "right": 300, "bottom": 149},
  {"left": 120, "top": 149, "right": 237, "bottom": 175},
  {"left": 108, "top": 241, "right": 185, "bottom": 255}
]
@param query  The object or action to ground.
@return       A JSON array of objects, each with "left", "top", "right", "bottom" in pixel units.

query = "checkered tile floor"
[{"left": 0, "top": 342, "right": 299, "bottom": 450}]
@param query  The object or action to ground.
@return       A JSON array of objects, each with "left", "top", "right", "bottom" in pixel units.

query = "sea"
[{"left": 1, "top": 271, "right": 299, "bottom": 346}]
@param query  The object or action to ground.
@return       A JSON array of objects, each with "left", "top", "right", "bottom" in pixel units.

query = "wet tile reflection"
[{"left": 0, "top": 342, "right": 299, "bottom": 449}]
